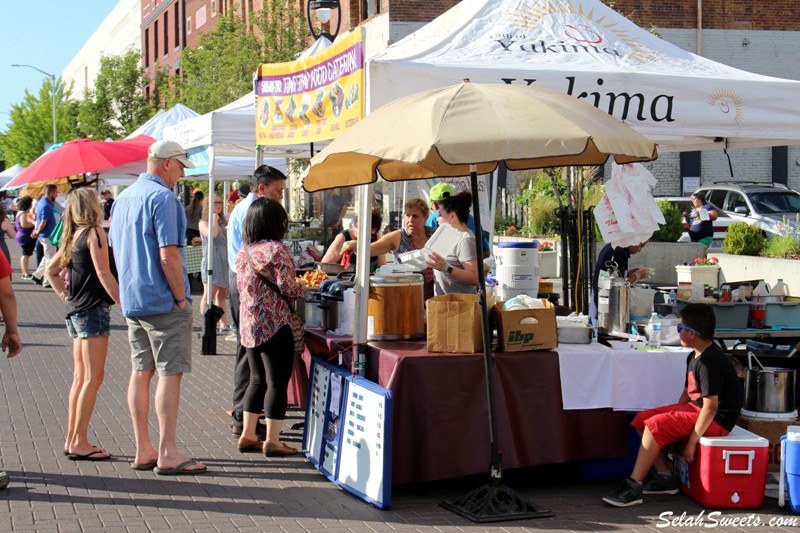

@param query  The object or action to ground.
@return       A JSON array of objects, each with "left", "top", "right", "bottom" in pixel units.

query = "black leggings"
[{"left": 242, "top": 325, "right": 294, "bottom": 419}]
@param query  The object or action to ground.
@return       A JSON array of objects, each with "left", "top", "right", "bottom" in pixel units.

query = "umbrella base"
[{"left": 440, "top": 481, "right": 552, "bottom": 523}]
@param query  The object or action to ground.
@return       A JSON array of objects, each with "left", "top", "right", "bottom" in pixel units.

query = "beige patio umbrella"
[
  {"left": 302, "top": 80, "right": 656, "bottom": 191},
  {"left": 302, "top": 80, "right": 657, "bottom": 523}
]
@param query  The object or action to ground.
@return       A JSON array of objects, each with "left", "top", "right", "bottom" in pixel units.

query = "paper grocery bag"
[{"left": 426, "top": 294, "right": 492, "bottom": 353}]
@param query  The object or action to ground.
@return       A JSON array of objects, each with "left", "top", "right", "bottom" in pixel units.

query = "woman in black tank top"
[{"left": 45, "top": 188, "right": 120, "bottom": 461}]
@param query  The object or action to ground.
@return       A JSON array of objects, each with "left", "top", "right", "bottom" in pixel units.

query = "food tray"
[{"left": 557, "top": 326, "right": 593, "bottom": 344}]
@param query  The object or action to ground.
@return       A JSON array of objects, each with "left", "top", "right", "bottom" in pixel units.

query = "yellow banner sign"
[{"left": 256, "top": 31, "right": 364, "bottom": 146}]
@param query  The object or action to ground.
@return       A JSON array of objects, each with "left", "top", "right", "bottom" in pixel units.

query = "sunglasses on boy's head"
[{"left": 676, "top": 324, "right": 702, "bottom": 336}]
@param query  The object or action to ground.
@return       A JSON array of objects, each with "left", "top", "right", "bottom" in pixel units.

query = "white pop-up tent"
[{"left": 367, "top": 0, "right": 800, "bottom": 152}]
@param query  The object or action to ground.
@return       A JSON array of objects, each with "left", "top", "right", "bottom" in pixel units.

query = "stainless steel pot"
[
  {"left": 598, "top": 275, "right": 629, "bottom": 336},
  {"left": 304, "top": 298, "right": 326, "bottom": 328},
  {"left": 321, "top": 293, "right": 342, "bottom": 331},
  {"left": 744, "top": 352, "right": 797, "bottom": 413}
]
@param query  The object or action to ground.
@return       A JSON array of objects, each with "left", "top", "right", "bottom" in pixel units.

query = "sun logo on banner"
[
  {"left": 707, "top": 90, "right": 744, "bottom": 124},
  {"left": 505, "top": 0, "right": 656, "bottom": 63}
]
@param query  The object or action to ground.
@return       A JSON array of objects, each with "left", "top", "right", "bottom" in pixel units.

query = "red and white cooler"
[{"left": 674, "top": 425, "right": 769, "bottom": 509}]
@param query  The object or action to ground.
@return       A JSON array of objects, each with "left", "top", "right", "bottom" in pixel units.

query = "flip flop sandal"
[
  {"left": 67, "top": 450, "right": 111, "bottom": 461},
  {"left": 153, "top": 459, "right": 207, "bottom": 476},
  {"left": 130, "top": 459, "right": 158, "bottom": 471}
]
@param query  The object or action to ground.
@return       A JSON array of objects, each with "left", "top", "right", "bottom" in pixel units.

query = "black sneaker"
[
  {"left": 230, "top": 413, "right": 266, "bottom": 438},
  {"left": 602, "top": 478, "right": 643, "bottom": 507},
  {"left": 643, "top": 473, "right": 680, "bottom": 495}
]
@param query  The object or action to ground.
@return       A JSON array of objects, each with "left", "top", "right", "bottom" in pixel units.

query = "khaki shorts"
[{"left": 127, "top": 304, "right": 193, "bottom": 376}]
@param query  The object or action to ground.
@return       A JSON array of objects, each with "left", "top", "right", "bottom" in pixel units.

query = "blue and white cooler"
[
  {"left": 494, "top": 242, "right": 538, "bottom": 301},
  {"left": 780, "top": 425, "right": 800, "bottom": 513}
]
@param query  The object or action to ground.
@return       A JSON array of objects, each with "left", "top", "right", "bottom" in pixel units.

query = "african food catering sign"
[{"left": 256, "top": 31, "right": 364, "bottom": 145}]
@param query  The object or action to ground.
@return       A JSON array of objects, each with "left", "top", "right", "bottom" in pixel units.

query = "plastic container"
[
  {"left": 771, "top": 279, "right": 790, "bottom": 302},
  {"left": 674, "top": 426, "right": 769, "bottom": 509},
  {"left": 751, "top": 296, "right": 766, "bottom": 329},
  {"left": 764, "top": 298, "right": 800, "bottom": 327},
  {"left": 495, "top": 241, "right": 539, "bottom": 267},
  {"left": 647, "top": 312, "right": 661, "bottom": 348},
  {"left": 677, "top": 300, "right": 750, "bottom": 329},
  {"left": 425, "top": 222, "right": 461, "bottom": 258},
  {"left": 753, "top": 279, "right": 770, "bottom": 298}
]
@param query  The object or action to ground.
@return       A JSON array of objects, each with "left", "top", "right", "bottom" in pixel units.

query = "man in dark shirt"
[
  {"left": 591, "top": 241, "right": 649, "bottom": 321},
  {"left": 101, "top": 190, "right": 114, "bottom": 221}
]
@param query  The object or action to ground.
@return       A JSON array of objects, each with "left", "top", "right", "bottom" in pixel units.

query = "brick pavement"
[{"left": 1, "top": 243, "right": 799, "bottom": 532}]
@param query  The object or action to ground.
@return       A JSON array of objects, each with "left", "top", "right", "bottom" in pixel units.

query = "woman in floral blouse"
[{"left": 235, "top": 198, "right": 305, "bottom": 457}]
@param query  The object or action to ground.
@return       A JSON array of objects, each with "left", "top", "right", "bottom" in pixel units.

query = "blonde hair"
[
  {"left": 404, "top": 198, "right": 429, "bottom": 220},
  {"left": 201, "top": 194, "right": 226, "bottom": 226},
  {"left": 59, "top": 188, "right": 102, "bottom": 268}
]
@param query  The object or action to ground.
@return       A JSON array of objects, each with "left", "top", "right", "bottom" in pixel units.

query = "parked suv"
[
  {"left": 694, "top": 183, "right": 800, "bottom": 238},
  {"left": 655, "top": 196, "right": 732, "bottom": 248}
]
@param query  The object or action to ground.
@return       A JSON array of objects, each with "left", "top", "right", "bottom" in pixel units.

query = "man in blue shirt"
[
  {"left": 109, "top": 139, "right": 206, "bottom": 475},
  {"left": 31, "top": 184, "right": 58, "bottom": 287},
  {"left": 226, "top": 164, "right": 286, "bottom": 436},
  {"left": 426, "top": 182, "right": 491, "bottom": 258}
]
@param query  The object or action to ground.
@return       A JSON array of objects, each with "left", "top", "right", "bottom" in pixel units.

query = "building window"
[
  {"left": 212, "top": 0, "right": 217, "bottom": 16},
  {"left": 163, "top": 11, "right": 169, "bottom": 58},
  {"left": 174, "top": 2, "right": 180, "bottom": 49},
  {"left": 362, "top": 0, "right": 381, "bottom": 20},
  {"left": 196, "top": 6, "right": 207, "bottom": 28},
  {"left": 144, "top": 28, "right": 150, "bottom": 67},
  {"left": 154, "top": 20, "right": 159, "bottom": 60},
  {"left": 187, "top": 16, "right": 192, "bottom": 34}
]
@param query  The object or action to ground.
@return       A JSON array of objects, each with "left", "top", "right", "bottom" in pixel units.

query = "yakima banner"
[
  {"left": 368, "top": 0, "right": 800, "bottom": 152},
  {"left": 256, "top": 31, "right": 364, "bottom": 145}
]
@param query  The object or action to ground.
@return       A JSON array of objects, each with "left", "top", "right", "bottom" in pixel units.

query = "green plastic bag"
[{"left": 48, "top": 218, "right": 64, "bottom": 247}]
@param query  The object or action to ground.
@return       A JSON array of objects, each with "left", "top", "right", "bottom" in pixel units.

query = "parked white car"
[{"left": 695, "top": 183, "right": 800, "bottom": 238}]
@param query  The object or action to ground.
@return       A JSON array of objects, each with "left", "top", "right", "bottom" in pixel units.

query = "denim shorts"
[{"left": 65, "top": 303, "right": 111, "bottom": 338}]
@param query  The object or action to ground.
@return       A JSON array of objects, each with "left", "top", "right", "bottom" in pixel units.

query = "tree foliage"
[
  {"left": 0, "top": 79, "right": 75, "bottom": 165},
  {"left": 178, "top": 2, "right": 307, "bottom": 113},
  {"left": 76, "top": 49, "right": 154, "bottom": 139}
]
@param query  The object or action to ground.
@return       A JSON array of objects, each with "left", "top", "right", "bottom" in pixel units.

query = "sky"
[{"left": 0, "top": 1, "right": 119, "bottom": 131}]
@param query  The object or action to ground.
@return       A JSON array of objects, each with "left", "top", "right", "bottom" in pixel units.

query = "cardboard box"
[
  {"left": 737, "top": 416, "right": 799, "bottom": 472},
  {"left": 494, "top": 299, "right": 557, "bottom": 352},
  {"left": 426, "top": 294, "right": 494, "bottom": 353}
]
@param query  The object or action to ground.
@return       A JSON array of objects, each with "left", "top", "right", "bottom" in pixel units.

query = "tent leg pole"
[{"left": 440, "top": 169, "right": 552, "bottom": 523}]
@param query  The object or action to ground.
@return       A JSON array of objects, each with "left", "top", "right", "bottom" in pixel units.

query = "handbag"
[
  {"left": 48, "top": 218, "right": 64, "bottom": 247},
  {"left": 243, "top": 246, "right": 305, "bottom": 358}
]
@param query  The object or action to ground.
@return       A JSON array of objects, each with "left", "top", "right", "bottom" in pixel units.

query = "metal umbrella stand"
[{"left": 302, "top": 80, "right": 657, "bottom": 522}]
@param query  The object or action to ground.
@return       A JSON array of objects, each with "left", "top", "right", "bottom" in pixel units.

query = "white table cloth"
[{"left": 557, "top": 342, "right": 689, "bottom": 411}]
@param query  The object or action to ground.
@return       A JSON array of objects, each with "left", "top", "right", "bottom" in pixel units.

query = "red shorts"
[{"left": 631, "top": 402, "right": 729, "bottom": 449}]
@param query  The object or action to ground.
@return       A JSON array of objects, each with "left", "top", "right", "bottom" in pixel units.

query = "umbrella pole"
[{"left": 440, "top": 167, "right": 552, "bottom": 523}]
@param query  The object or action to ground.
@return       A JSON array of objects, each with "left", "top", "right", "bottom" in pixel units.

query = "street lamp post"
[
  {"left": 12, "top": 63, "right": 57, "bottom": 147},
  {"left": 306, "top": 0, "right": 341, "bottom": 41}
]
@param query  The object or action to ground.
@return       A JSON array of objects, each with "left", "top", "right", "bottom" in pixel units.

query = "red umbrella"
[{"left": 3, "top": 135, "right": 155, "bottom": 189}]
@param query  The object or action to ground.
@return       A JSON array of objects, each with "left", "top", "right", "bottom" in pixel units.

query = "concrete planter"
[
  {"left": 675, "top": 265, "right": 720, "bottom": 288},
  {"left": 538, "top": 250, "right": 558, "bottom": 278}
]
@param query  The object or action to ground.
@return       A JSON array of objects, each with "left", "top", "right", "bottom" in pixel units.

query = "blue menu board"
[{"left": 302, "top": 357, "right": 393, "bottom": 509}]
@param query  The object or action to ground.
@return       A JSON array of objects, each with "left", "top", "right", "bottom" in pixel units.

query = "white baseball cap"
[{"left": 148, "top": 139, "right": 195, "bottom": 169}]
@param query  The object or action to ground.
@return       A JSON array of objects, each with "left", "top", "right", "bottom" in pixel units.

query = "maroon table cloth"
[{"left": 300, "top": 329, "right": 628, "bottom": 485}]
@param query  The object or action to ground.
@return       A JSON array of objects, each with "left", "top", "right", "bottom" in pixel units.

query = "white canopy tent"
[
  {"left": 345, "top": 0, "right": 800, "bottom": 351},
  {"left": 367, "top": 0, "right": 800, "bottom": 152},
  {"left": 0, "top": 164, "right": 24, "bottom": 189}
]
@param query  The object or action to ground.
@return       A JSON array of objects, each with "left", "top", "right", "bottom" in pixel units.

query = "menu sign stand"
[{"left": 303, "top": 356, "right": 393, "bottom": 509}]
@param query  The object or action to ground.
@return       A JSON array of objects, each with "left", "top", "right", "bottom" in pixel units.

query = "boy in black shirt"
[{"left": 603, "top": 303, "right": 741, "bottom": 507}]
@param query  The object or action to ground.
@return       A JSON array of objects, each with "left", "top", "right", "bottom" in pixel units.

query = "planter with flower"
[
  {"left": 537, "top": 241, "right": 559, "bottom": 278},
  {"left": 676, "top": 256, "right": 720, "bottom": 287}
]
